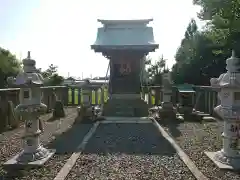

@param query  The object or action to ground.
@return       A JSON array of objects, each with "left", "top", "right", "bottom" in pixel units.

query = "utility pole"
[{"left": 19, "top": 51, "right": 22, "bottom": 61}]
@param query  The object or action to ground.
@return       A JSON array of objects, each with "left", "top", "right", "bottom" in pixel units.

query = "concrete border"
[
  {"left": 101, "top": 120, "right": 151, "bottom": 123},
  {"left": 101, "top": 117, "right": 151, "bottom": 123},
  {"left": 103, "top": 117, "right": 149, "bottom": 121},
  {"left": 53, "top": 121, "right": 100, "bottom": 180},
  {"left": 151, "top": 118, "right": 209, "bottom": 180}
]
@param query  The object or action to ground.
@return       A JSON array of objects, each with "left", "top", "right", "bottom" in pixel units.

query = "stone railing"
[
  {"left": 0, "top": 86, "right": 69, "bottom": 113},
  {"left": 143, "top": 85, "right": 219, "bottom": 115},
  {"left": 0, "top": 85, "right": 219, "bottom": 116}
]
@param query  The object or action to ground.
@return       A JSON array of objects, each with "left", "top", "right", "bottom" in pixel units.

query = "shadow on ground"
[
  {"left": 83, "top": 123, "right": 176, "bottom": 156},
  {"left": 0, "top": 120, "right": 93, "bottom": 180},
  {"left": 47, "top": 116, "right": 58, "bottom": 122},
  {"left": 46, "top": 122, "right": 93, "bottom": 154},
  {"left": 157, "top": 118, "right": 183, "bottom": 138}
]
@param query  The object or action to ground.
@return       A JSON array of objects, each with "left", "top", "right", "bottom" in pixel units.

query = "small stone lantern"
[
  {"left": 4, "top": 51, "right": 55, "bottom": 166},
  {"left": 158, "top": 72, "right": 176, "bottom": 119},
  {"left": 205, "top": 51, "right": 240, "bottom": 170},
  {"left": 77, "top": 80, "right": 94, "bottom": 120},
  {"left": 162, "top": 72, "right": 172, "bottom": 103}
]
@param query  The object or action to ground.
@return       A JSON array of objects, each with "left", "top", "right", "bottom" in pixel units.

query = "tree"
[
  {"left": 194, "top": 0, "right": 240, "bottom": 54},
  {"left": 44, "top": 74, "right": 64, "bottom": 86},
  {"left": 171, "top": 28, "right": 220, "bottom": 85},
  {"left": 39, "top": 64, "right": 64, "bottom": 86},
  {"left": 41, "top": 64, "right": 58, "bottom": 78},
  {"left": 171, "top": 0, "right": 240, "bottom": 85},
  {"left": 0, "top": 48, "right": 21, "bottom": 88},
  {"left": 66, "top": 77, "right": 75, "bottom": 81},
  {"left": 145, "top": 55, "right": 169, "bottom": 85},
  {"left": 171, "top": 13, "right": 232, "bottom": 85}
]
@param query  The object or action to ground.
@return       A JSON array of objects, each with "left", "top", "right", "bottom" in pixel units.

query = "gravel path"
[
  {"left": 161, "top": 119, "right": 240, "bottom": 180},
  {"left": 66, "top": 123, "right": 196, "bottom": 180},
  {"left": 0, "top": 107, "right": 92, "bottom": 180}
]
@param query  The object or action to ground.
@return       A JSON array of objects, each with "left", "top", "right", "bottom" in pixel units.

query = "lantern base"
[
  {"left": 158, "top": 102, "right": 176, "bottom": 120},
  {"left": 3, "top": 148, "right": 55, "bottom": 168},
  {"left": 205, "top": 151, "right": 240, "bottom": 170}
]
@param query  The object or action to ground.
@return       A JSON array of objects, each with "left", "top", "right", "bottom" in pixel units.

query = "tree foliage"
[
  {"left": 171, "top": 0, "right": 240, "bottom": 85},
  {"left": 38, "top": 64, "right": 64, "bottom": 86},
  {"left": 0, "top": 48, "right": 21, "bottom": 88},
  {"left": 145, "top": 55, "right": 169, "bottom": 85}
]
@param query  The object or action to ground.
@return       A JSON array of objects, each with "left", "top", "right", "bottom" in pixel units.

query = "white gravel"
[
  {"left": 66, "top": 123, "right": 196, "bottom": 180},
  {"left": 0, "top": 108, "right": 89, "bottom": 180},
  {"left": 161, "top": 119, "right": 240, "bottom": 180}
]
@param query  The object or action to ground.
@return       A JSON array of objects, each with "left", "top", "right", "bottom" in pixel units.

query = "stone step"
[
  {"left": 103, "top": 98, "right": 149, "bottom": 117},
  {"left": 110, "top": 105, "right": 135, "bottom": 117}
]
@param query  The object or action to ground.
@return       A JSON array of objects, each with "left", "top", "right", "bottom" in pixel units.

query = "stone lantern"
[
  {"left": 162, "top": 72, "right": 172, "bottom": 102},
  {"left": 158, "top": 72, "right": 176, "bottom": 119},
  {"left": 77, "top": 80, "right": 96, "bottom": 121},
  {"left": 205, "top": 51, "right": 240, "bottom": 169},
  {"left": 81, "top": 82, "right": 92, "bottom": 107},
  {"left": 4, "top": 51, "right": 55, "bottom": 166}
]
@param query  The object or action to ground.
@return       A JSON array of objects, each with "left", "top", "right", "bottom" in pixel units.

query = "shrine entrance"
[
  {"left": 91, "top": 19, "right": 158, "bottom": 117},
  {"left": 109, "top": 51, "right": 142, "bottom": 94}
]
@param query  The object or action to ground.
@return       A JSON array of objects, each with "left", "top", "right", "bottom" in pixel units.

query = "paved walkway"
[{"left": 55, "top": 117, "right": 207, "bottom": 180}]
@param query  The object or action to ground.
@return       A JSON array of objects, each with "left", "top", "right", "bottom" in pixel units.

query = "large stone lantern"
[
  {"left": 4, "top": 51, "right": 55, "bottom": 166},
  {"left": 205, "top": 51, "right": 240, "bottom": 169}
]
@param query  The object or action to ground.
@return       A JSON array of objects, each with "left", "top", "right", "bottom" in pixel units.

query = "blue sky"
[{"left": 0, "top": 0, "right": 201, "bottom": 78}]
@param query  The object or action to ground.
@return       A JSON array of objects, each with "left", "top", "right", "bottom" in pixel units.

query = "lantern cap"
[{"left": 9, "top": 51, "right": 45, "bottom": 87}]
